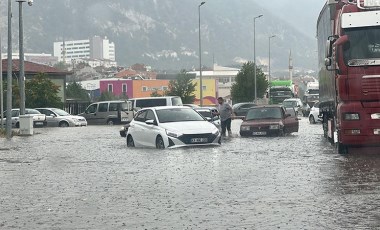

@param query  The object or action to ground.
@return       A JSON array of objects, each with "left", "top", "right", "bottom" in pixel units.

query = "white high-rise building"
[{"left": 53, "top": 36, "right": 116, "bottom": 64}]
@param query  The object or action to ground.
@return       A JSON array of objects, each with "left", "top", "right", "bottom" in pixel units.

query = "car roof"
[
  {"left": 249, "top": 105, "right": 283, "bottom": 109},
  {"left": 283, "top": 98, "right": 301, "bottom": 101},
  {"left": 142, "top": 106, "right": 190, "bottom": 111}
]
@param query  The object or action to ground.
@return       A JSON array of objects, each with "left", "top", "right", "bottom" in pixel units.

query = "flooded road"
[{"left": 0, "top": 118, "right": 379, "bottom": 229}]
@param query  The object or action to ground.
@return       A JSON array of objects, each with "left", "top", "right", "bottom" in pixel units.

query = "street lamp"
[
  {"left": 253, "top": 14, "right": 263, "bottom": 104},
  {"left": 198, "top": 1, "right": 206, "bottom": 106},
  {"left": 17, "top": 0, "right": 33, "bottom": 116},
  {"left": 268, "top": 35, "right": 276, "bottom": 84}
]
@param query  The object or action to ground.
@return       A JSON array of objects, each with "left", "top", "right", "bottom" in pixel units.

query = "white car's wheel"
[
  {"left": 156, "top": 136, "right": 165, "bottom": 149},
  {"left": 127, "top": 135, "right": 135, "bottom": 147}
]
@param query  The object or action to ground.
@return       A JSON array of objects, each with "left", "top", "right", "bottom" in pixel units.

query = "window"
[
  {"left": 98, "top": 103, "right": 109, "bottom": 112},
  {"left": 122, "top": 84, "right": 127, "bottom": 93},
  {"left": 86, "top": 104, "right": 98, "bottom": 114},
  {"left": 108, "top": 84, "right": 113, "bottom": 92},
  {"left": 202, "top": 85, "right": 207, "bottom": 91},
  {"left": 109, "top": 103, "right": 119, "bottom": 112},
  {"left": 146, "top": 110, "right": 156, "bottom": 121},
  {"left": 142, "top": 86, "right": 148, "bottom": 92},
  {"left": 136, "top": 99, "right": 166, "bottom": 108},
  {"left": 135, "top": 110, "right": 147, "bottom": 122}
]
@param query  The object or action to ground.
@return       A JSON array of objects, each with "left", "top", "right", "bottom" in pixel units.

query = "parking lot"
[{"left": 0, "top": 118, "right": 380, "bottom": 229}]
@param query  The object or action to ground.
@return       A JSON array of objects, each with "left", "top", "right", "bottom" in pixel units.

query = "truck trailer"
[{"left": 317, "top": 0, "right": 380, "bottom": 153}]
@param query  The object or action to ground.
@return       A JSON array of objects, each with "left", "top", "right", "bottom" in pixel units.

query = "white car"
[
  {"left": 35, "top": 108, "right": 87, "bottom": 127},
  {"left": 308, "top": 101, "right": 322, "bottom": 124},
  {"left": 126, "top": 106, "right": 221, "bottom": 149}
]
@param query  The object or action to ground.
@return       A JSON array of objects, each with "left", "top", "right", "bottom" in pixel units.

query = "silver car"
[
  {"left": 35, "top": 108, "right": 87, "bottom": 127},
  {"left": 194, "top": 107, "right": 221, "bottom": 130},
  {"left": 1, "top": 109, "right": 47, "bottom": 128}
]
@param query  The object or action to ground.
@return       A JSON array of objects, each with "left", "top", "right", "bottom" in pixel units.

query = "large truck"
[
  {"left": 302, "top": 82, "right": 320, "bottom": 116},
  {"left": 317, "top": 0, "right": 380, "bottom": 154},
  {"left": 268, "top": 80, "right": 294, "bottom": 104}
]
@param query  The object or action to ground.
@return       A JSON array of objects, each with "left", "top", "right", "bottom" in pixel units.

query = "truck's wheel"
[
  {"left": 337, "top": 142, "right": 348, "bottom": 154},
  {"left": 107, "top": 119, "right": 115, "bottom": 126}
]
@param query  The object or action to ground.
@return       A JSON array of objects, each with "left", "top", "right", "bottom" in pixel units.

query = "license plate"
[
  {"left": 191, "top": 138, "right": 208, "bottom": 143},
  {"left": 121, "top": 118, "right": 129, "bottom": 122},
  {"left": 35, "top": 122, "right": 43, "bottom": 125},
  {"left": 252, "top": 131, "right": 266, "bottom": 136}
]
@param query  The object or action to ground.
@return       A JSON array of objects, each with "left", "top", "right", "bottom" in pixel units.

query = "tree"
[
  {"left": 25, "top": 73, "right": 63, "bottom": 108},
  {"left": 66, "top": 82, "right": 90, "bottom": 101},
  {"left": 166, "top": 70, "right": 197, "bottom": 104},
  {"left": 231, "top": 62, "right": 268, "bottom": 103},
  {"left": 53, "top": 61, "right": 68, "bottom": 71},
  {"left": 98, "top": 91, "right": 116, "bottom": 101},
  {"left": 150, "top": 91, "right": 163, "bottom": 97}
]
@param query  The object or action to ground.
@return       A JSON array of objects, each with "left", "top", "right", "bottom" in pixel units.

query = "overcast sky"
[{"left": 255, "top": 0, "right": 326, "bottom": 39}]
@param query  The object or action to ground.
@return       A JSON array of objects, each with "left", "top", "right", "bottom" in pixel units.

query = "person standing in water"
[{"left": 216, "top": 97, "right": 233, "bottom": 137}]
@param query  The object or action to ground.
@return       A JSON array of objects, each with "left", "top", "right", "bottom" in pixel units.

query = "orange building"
[{"left": 132, "top": 80, "right": 170, "bottom": 98}]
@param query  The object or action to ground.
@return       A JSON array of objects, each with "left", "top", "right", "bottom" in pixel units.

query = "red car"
[{"left": 239, "top": 105, "right": 299, "bottom": 137}]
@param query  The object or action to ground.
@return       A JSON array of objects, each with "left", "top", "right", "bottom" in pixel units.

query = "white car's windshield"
[
  {"left": 52, "top": 108, "right": 70, "bottom": 116},
  {"left": 156, "top": 108, "right": 205, "bottom": 123}
]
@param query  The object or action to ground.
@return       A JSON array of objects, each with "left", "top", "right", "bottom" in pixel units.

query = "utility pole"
[
  {"left": 198, "top": 1, "right": 206, "bottom": 106},
  {"left": 0, "top": 3, "right": 4, "bottom": 129},
  {"left": 6, "top": 0, "right": 13, "bottom": 139},
  {"left": 254, "top": 15, "right": 263, "bottom": 104},
  {"left": 17, "top": 0, "right": 26, "bottom": 116}
]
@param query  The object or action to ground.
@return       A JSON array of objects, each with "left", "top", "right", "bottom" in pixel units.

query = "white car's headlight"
[
  {"left": 269, "top": 125, "right": 280, "bottom": 130},
  {"left": 241, "top": 126, "right": 250, "bottom": 131},
  {"left": 212, "top": 128, "right": 219, "bottom": 135},
  {"left": 72, "top": 118, "right": 79, "bottom": 122},
  {"left": 166, "top": 130, "right": 183, "bottom": 138}
]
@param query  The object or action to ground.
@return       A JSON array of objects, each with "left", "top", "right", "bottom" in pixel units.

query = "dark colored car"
[
  {"left": 232, "top": 102, "right": 257, "bottom": 117},
  {"left": 120, "top": 123, "right": 130, "bottom": 137},
  {"left": 239, "top": 105, "right": 299, "bottom": 137}
]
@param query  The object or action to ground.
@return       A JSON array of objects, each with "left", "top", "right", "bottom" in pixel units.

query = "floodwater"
[{"left": 0, "top": 119, "right": 379, "bottom": 229}]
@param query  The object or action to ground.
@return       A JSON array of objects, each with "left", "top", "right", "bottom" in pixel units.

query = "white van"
[
  {"left": 129, "top": 96, "right": 183, "bottom": 111},
  {"left": 80, "top": 100, "right": 133, "bottom": 125}
]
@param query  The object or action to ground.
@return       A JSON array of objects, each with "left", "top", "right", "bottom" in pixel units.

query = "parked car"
[
  {"left": 183, "top": 104, "right": 200, "bottom": 109},
  {"left": 80, "top": 100, "right": 133, "bottom": 125},
  {"left": 126, "top": 106, "right": 221, "bottom": 149},
  {"left": 232, "top": 102, "right": 257, "bottom": 117},
  {"left": 129, "top": 96, "right": 183, "bottom": 111},
  {"left": 194, "top": 107, "right": 221, "bottom": 129},
  {"left": 239, "top": 105, "right": 299, "bottom": 137},
  {"left": 1, "top": 109, "right": 47, "bottom": 128},
  {"left": 119, "top": 123, "right": 130, "bottom": 137},
  {"left": 282, "top": 98, "right": 307, "bottom": 116},
  {"left": 308, "top": 101, "right": 322, "bottom": 124},
  {"left": 35, "top": 108, "right": 87, "bottom": 127}
]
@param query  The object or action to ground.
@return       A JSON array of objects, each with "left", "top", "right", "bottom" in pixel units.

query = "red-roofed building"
[{"left": 1, "top": 59, "right": 69, "bottom": 103}]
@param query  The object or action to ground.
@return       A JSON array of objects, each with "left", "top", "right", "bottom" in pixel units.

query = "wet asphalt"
[{"left": 0, "top": 118, "right": 379, "bottom": 229}]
